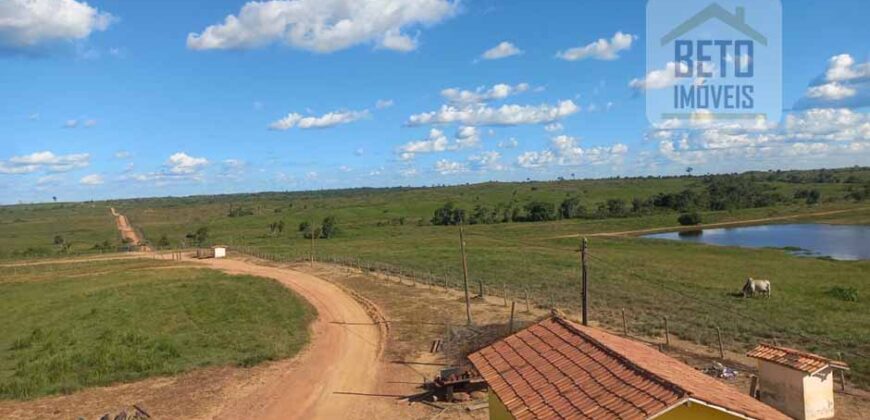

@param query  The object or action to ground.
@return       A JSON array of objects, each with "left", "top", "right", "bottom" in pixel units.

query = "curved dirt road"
[{"left": 196, "top": 257, "right": 385, "bottom": 420}]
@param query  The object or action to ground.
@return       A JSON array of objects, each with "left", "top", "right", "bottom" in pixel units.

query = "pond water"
[{"left": 643, "top": 224, "right": 870, "bottom": 261}]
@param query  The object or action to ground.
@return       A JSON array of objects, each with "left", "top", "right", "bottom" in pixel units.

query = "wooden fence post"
[
  {"left": 622, "top": 309, "right": 628, "bottom": 336},
  {"left": 663, "top": 317, "right": 670, "bottom": 347},
  {"left": 503, "top": 282, "right": 508, "bottom": 307},
  {"left": 525, "top": 288, "right": 531, "bottom": 313},
  {"left": 509, "top": 301, "right": 516, "bottom": 334},
  {"left": 837, "top": 352, "right": 847, "bottom": 392},
  {"left": 716, "top": 326, "right": 725, "bottom": 359}
]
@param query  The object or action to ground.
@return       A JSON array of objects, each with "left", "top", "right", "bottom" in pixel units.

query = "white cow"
[{"left": 742, "top": 277, "right": 771, "bottom": 298}]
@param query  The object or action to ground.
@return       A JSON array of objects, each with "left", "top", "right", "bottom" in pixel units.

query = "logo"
[{"left": 645, "top": 0, "right": 781, "bottom": 126}]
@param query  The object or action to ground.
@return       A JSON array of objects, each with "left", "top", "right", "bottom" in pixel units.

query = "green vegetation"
[
  {"left": 2, "top": 166, "right": 869, "bottom": 386},
  {"left": 0, "top": 203, "right": 119, "bottom": 259},
  {"left": 0, "top": 259, "right": 314, "bottom": 399}
]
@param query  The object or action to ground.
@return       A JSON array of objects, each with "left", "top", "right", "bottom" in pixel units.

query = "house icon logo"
[
  {"left": 644, "top": 0, "right": 782, "bottom": 125},
  {"left": 660, "top": 4, "right": 767, "bottom": 47}
]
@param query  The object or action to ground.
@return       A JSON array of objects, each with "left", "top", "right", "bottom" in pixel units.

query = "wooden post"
[
  {"left": 716, "top": 326, "right": 725, "bottom": 359},
  {"left": 309, "top": 230, "right": 314, "bottom": 266},
  {"left": 525, "top": 287, "right": 531, "bottom": 313},
  {"left": 581, "top": 237, "right": 589, "bottom": 326},
  {"left": 663, "top": 316, "right": 670, "bottom": 347},
  {"left": 503, "top": 282, "right": 508, "bottom": 307},
  {"left": 622, "top": 308, "right": 628, "bottom": 336},
  {"left": 749, "top": 375, "right": 759, "bottom": 398},
  {"left": 459, "top": 226, "right": 472, "bottom": 326},
  {"left": 837, "top": 352, "right": 847, "bottom": 392},
  {"left": 509, "top": 301, "right": 516, "bottom": 334}
]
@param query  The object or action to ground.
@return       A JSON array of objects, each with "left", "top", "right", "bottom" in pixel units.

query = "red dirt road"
[
  {"left": 110, "top": 208, "right": 148, "bottom": 249},
  {"left": 197, "top": 257, "right": 386, "bottom": 420}
]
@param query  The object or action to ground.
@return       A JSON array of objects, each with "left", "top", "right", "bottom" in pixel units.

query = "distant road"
[
  {"left": 549, "top": 207, "right": 870, "bottom": 239},
  {"left": 110, "top": 207, "right": 150, "bottom": 250}
]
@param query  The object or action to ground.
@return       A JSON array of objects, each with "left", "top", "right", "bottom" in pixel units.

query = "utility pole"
[
  {"left": 581, "top": 237, "right": 589, "bottom": 326},
  {"left": 459, "top": 226, "right": 472, "bottom": 325}
]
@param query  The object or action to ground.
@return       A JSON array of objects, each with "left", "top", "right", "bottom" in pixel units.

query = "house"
[
  {"left": 468, "top": 315, "right": 788, "bottom": 420},
  {"left": 747, "top": 344, "right": 848, "bottom": 420},
  {"left": 212, "top": 245, "right": 227, "bottom": 259}
]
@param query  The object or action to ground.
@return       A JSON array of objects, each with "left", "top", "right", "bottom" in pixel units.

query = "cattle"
[{"left": 742, "top": 277, "right": 771, "bottom": 298}]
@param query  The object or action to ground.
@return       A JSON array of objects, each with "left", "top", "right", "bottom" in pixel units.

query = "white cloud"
[
  {"left": 544, "top": 122, "right": 563, "bottom": 132},
  {"left": 806, "top": 82, "right": 856, "bottom": 100},
  {"left": 0, "top": 0, "right": 114, "bottom": 49},
  {"left": 397, "top": 127, "right": 480, "bottom": 160},
  {"left": 440, "top": 83, "right": 529, "bottom": 104},
  {"left": 796, "top": 54, "right": 870, "bottom": 109},
  {"left": 166, "top": 152, "right": 208, "bottom": 175},
  {"left": 63, "top": 119, "right": 78, "bottom": 128},
  {"left": 114, "top": 151, "right": 131, "bottom": 159},
  {"left": 354, "top": 147, "right": 365, "bottom": 156},
  {"left": 629, "top": 61, "right": 689, "bottom": 91},
  {"left": 824, "top": 54, "right": 870, "bottom": 83},
  {"left": 269, "top": 109, "right": 368, "bottom": 130},
  {"left": 557, "top": 31, "right": 636, "bottom": 61},
  {"left": 0, "top": 151, "right": 90, "bottom": 174},
  {"left": 408, "top": 99, "right": 579, "bottom": 126},
  {"left": 654, "top": 108, "right": 870, "bottom": 166},
  {"left": 468, "top": 151, "right": 504, "bottom": 171},
  {"left": 187, "top": 0, "right": 458, "bottom": 53},
  {"left": 375, "top": 99, "right": 394, "bottom": 109},
  {"left": 434, "top": 159, "right": 468, "bottom": 174},
  {"left": 481, "top": 41, "right": 522, "bottom": 60},
  {"left": 79, "top": 174, "right": 104, "bottom": 185},
  {"left": 498, "top": 137, "right": 519, "bottom": 149},
  {"left": 517, "top": 135, "right": 628, "bottom": 169}
]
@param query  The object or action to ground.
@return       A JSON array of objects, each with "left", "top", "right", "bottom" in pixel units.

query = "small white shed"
[
  {"left": 212, "top": 246, "right": 227, "bottom": 259},
  {"left": 747, "top": 344, "right": 849, "bottom": 420}
]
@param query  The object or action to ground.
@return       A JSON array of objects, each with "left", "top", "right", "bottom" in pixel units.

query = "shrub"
[
  {"left": 678, "top": 212, "right": 702, "bottom": 226},
  {"left": 827, "top": 287, "right": 858, "bottom": 302}
]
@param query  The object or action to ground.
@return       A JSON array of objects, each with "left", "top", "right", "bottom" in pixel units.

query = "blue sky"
[{"left": 1, "top": 0, "right": 868, "bottom": 204}]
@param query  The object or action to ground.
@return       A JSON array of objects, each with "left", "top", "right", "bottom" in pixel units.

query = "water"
[{"left": 643, "top": 224, "right": 870, "bottom": 261}]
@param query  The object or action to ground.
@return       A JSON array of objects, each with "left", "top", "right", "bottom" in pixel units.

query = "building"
[
  {"left": 468, "top": 316, "right": 788, "bottom": 420},
  {"left": 212, "top": 246, "right": 227, "bottom": 259},
  {"left": 747, "top": 344, "right": 848, "bottom": 420}
]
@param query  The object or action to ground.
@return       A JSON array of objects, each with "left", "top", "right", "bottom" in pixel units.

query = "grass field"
[
  {"left": 0, "top": 258, "right": 314, "bottom": 400},
  {"left": 1, "top": 167, "right": 868, "bottom": 386},
  {"left": 0, "top": 203, "right": 119, "bottom": 259}
]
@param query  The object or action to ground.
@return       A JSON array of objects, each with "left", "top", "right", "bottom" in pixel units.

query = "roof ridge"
[
  {"left": 755, "top": 342, "right": 832, "bottom": 362},
  {"left": 551, "top": 316, "right": 690, "bottom": 399}
]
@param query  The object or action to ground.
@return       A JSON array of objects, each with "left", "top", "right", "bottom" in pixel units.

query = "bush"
[
  {"left": 678, "top": 212, "right": 702, "bottom": 226},
  {"left": 431, "top": 202, "right": 466, "bottom": 225},
  {"left": 827, "top": 287, "right": 858, "bottom": 302}
]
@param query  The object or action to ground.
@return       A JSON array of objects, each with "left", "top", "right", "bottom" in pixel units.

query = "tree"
[
  {"left": 186, "top": 227, "right": 209, "bottom": 246},
  {"left": 678, "top": 212, "right": 702, "bottom": 226},
  {"left": 431, "top": 202, "right": 466, "bottom": 225},
  {"left": 298, "top": 221, "right": 311, "bottom": 232},
  {"left": 559, "top": 197, "right": 586, "bottom": 219},
  {"left": 320, "top": 216, "right": 338, "bottom": 238},
  {"left": 605, "top": 199, "right": 628, "bottom": 217},
  {"left": 157, "top": 234, "right": 171, "bottom": 248},
  {"left": 53, "top": 235, "right": 65, "bottom": 246},
  {"left": 523, "top": 201, "right": 556, "bottom": 222}
]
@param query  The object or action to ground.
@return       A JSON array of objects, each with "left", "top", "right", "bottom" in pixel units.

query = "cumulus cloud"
[
  {"left": 166, "top": 152, "right": 208, "bottom": 175},
  {"left": 481, "top": 41, "right": 522, "bottom": 60},
  {"left": 795, "top": 54, "right": 870, "bottom": 109},
  {"left": 544, "top": 122, "right": 563, "bottom": 132},
  {"left": 557, "top": 31, "right": 636, "bottom": 61},
  {"left": 397, "top": 127, "right": 479, "bottom": 160},
  {"left": 79, "top": 174, "right": 103, "bottom": 185},
  {"left": 0, "top": 151, "right": 90, "bottom": 174},
  {"left": 0, "top": 0, "right": 114, "bottom": 49},
  {"left": 468, "top": 151, "right": 504, "bottom": 171},
  {"left": 434, "top": 159, "right": 468, "bottom": 174},
  {"left": 187, "top": 0, "right": 458, "bottom": 53},
  {"left": 269, "top": 109, "right": 368, "bottom": 130},
  {"left": 440, "top": 83, "right": 530, "bottom": 105},
  {"left": 653, "top": 108, "right": 870, "bottom": 166},
  {"left": 629, "top": 61, "right": 689, "bottom": 91},
  {"left": 408, "top": 99, "right": 579, "bottom": 126},
  {"left": 517, "top": 135, "right": 628, "bottom": 169}
]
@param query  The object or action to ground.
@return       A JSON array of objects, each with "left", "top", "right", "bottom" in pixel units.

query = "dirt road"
[
  {"left": 110, "top": 207, "right": 147, "bottom": 248},
  {"left": 549, "top": 207, "right": 870, "bottom": 239},
  {"left": 197, "top": 257, "right": 386, "bottom": 420}
]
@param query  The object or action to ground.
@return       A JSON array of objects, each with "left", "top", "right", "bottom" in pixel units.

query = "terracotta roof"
[
  {"left": 469, "top": 317, "right": 788, "bottom": 420},
  {"left": 747, "top": 343, "right": 849, "bottom": 373}
]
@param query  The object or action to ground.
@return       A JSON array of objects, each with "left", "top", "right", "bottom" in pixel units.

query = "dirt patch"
[{"left": 111, "top": 208, "right": 149, "bottom": 250}]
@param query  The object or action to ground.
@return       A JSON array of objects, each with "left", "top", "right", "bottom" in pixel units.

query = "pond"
[{"left": 643, "top": 224, "right": 870, "bottom": 261}]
